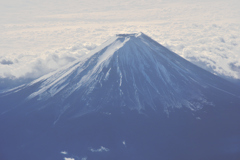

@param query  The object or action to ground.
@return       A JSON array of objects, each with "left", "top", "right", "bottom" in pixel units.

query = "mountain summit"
[{"left": 1, "top": 33, "right": 240, "bottom": 160}]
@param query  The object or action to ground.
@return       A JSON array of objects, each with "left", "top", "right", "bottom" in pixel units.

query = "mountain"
[{"left": 1, "top": 33, "right": 240, "bottom": 160}]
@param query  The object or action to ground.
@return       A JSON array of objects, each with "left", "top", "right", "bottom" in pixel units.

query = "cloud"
[
  {"left": 0, "top": 0, "right": 240, "bottom": 89},
  {"left": 0, "top": 49, "right": 82, "bottom": 89},
  {"left": 155, "top": 23, "right": 240, "bottom": 80},
  {"left": 64, "top": 158, "right": 75, "bottom": 160},
  {"left": 61, "top": 151, "right": 68, "bottom": 155},
  {"left": 0, "top": 59, "right": 14, "bottom": 65},
  {"left": 229, "top": 62, "right": 240, "bottom": 77},
  {"left": 123, "top": 141, "right": 126, "bottom": 146},
  {"left": 90, "top": 146, "right": 110, "bottom": 152}
]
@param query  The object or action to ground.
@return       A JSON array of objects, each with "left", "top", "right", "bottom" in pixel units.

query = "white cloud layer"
[{"left": 0, "top": 0, "right": 240, "bottom": 89}]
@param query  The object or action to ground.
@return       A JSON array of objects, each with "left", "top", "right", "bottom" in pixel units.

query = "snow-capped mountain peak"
[
  {"left": 1, "top": 32, "right": 239, "bottom": 118},
  {"left": 1, "top": 33, "right": 240, "bottom": 160}
]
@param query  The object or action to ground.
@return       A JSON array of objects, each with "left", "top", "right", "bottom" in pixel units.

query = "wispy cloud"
[
  {"left": 61, "top": 151, "right": 68, "bottom": 155},
  {"left": 90, "top": 146, "right": 110, "bottom": 152}
]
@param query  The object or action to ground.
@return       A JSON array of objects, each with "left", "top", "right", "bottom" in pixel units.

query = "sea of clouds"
[{"left": 1, "top": 0, "right": 240, "bottom": 89}]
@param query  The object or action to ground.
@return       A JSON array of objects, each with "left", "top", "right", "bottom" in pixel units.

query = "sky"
[{"left": 1, "top": 0, "right": 240, "bottom": 89}]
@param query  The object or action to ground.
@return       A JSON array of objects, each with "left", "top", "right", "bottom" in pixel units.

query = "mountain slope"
[{"left": 0, "top": 33, "right": 240, "bottom": 160}]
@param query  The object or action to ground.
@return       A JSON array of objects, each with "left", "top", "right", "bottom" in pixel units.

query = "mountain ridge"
[
  {"left": 1, "top": 32, "right": 240, "bottom": 160},
  {"left": 1, "top": 32, "right": 240, "bottom": 117}
]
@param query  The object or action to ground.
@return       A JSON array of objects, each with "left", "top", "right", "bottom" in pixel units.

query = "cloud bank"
[{"left": 0, "top": 0, "right": 240, "bottom": 89}]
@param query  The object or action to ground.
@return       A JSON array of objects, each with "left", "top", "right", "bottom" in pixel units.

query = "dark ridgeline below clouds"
[{"left": 0, "top": 77, "right": 35, "bottom": 91}]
